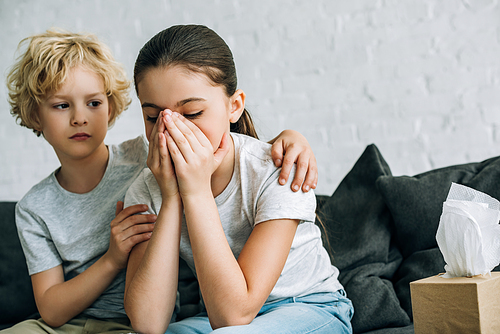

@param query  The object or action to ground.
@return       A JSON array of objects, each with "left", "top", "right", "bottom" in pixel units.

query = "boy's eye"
[
  {"left": 54, "top": 103, "right": 69, "bottom": 110},
  {"left": 147, "top": 116, "right": 158, "bottom": 123},
  {"left": 88, "top": 101, "right": 102, "bottom": 107},
  {"left": 183, "top": 111, "right": 203, "bottom": 119}
]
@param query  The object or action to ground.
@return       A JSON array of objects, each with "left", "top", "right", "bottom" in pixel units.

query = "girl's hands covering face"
[
  {"left": 147, "top": 110, "right": 179, "bottom": 199},
  {"left": 161, "top": 109, "right": 230, "bottom": 197}
]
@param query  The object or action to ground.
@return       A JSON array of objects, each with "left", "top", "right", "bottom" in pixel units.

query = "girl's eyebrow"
[
  {"left": 176, "top": 97, "right": 206, "bottom": 107},
  {"left": 141, "top": 97, "right": 206, "bottom": 110}
]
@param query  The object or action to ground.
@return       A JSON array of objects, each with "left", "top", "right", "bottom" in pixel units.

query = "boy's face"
[{"left": 37, "top": 66, "right": 111, "bottom": 163}]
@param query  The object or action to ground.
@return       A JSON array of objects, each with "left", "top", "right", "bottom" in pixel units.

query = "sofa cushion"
[
  {"left": 0, "top": 202, "right": 38, "bottom": 326},
  {"left": 391, "top": 248, "right": 445, "bottom": 320},
  {"left": 316, "top": 144, "right": 410, "bottom": 334},
  {"left": 377, "top": 155, "right": 500, "bottom": 319}
]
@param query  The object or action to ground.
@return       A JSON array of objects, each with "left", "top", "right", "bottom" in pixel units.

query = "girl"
[
  {"left": 3, "top": 28, "right": 316, "bottom": 334},
  {"left": 124, "top": 25, "right": 353, "bottom": 334}
]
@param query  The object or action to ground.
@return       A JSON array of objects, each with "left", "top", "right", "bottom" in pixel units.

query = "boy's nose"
[{"left": 71, "top": 108, "right": 88, "bottom": 126}]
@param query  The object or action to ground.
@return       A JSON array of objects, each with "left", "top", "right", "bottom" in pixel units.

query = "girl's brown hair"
[{"left": 133, "top": 24, "right": 258, "bottom": 139}]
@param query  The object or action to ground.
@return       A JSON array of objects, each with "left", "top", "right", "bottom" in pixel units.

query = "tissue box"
[{"left": 410, "top": 272, "right": 500, "bottom": 334}]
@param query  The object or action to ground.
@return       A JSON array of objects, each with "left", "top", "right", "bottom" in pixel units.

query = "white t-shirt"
[
  {"left": 125, "top": 133, "right": 343, "bottom": 302},
  {"left": 16, "top": 136, "right": 148, "bottom": 319}
]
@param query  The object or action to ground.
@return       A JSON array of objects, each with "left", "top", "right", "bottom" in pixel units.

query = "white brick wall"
[{"left": 1, "top": 0, "right": 500, "bottom": 200}]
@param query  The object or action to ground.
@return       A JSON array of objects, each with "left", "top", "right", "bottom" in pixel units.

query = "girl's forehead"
[
  {"left": 146, "top": 65, "right": 212, "bottom": 84},
  {"left": 139, "top": 66, "right": 224, "bottom": 100}
]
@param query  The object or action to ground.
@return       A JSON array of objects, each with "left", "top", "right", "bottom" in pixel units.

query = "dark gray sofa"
[{"left": 3, "top": 144, "right": 500, "bottom": 333}]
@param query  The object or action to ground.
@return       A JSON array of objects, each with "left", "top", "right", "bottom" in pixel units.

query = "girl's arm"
[
  {"left": 124, "top": 198, "right": 182, "bottom": 334},
  {"left": 184, "top": 192, "right": 299, "bottom": 329},
  {"left": 163, "top": 112, "right": 300, "bottom": 329},
  {"left": 31, "top": 203, "right": 155, "bottom": 328},
  {"left": 124, "top": 112, "right": 182, "bottom": 334},
  {"left": 269, "top": 130, "right": 318, "bottom": 193}
]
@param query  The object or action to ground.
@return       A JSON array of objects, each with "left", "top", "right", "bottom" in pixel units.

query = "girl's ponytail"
[{"left": 231, "top": 108, "right": 258, "bottom": 139}]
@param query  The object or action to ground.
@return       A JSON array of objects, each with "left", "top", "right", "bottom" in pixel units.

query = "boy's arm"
[
  {"left": 32, "top": 258, "right": 121, "bottom": 327},
  {"left": 268, "top": 129, "right": 318, "bottom": 193},
  {"left": 30, "top": 203, "right": 155, "bottom": 327}
]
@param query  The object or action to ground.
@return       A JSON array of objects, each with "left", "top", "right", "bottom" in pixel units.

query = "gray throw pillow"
[{"left": 317, "top": 144, "right": 410, "bottom": 333}]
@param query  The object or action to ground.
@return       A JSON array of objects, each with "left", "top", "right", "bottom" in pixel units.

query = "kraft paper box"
[{"left": 410, "top": 272, "right": 500, "bottom": 334}]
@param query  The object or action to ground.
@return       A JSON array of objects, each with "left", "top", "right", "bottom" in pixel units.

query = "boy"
[
  {"left": 3, "top": 28, "right": 318, "bottom": 333},
  {"left": 3, "top": 29, "right": 155, "bottom": 333}
]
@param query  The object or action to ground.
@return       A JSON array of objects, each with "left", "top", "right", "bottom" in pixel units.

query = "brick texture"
[{"left": 1, "top": 0, "right": 499, "bottom": 200}]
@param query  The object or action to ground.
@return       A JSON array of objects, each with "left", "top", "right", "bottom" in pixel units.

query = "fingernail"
[
  {"left": 293, "top": 184, "right": 299, "bottom": 191},
  {"left": 304, "top": 185, "right": 310, "bottom": 191},
  {"left": 280, "top": 178, "right": 286, "bottom": 185},
  {"left": 276, "top": 159, "right": 281, "bottom": 166},
  {"left": 165, "top": 109, "right": 172, "bottom": 115},
  {"left": 173, "top": 112, "right": 180, "bottom": 118},
  {"left": 165, "top": 114, "right": 172, "bottom": 122}
]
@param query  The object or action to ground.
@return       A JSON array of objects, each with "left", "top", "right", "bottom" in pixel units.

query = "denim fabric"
[{"left": 166, "top": 290, "right": 353, "bottom": 334}]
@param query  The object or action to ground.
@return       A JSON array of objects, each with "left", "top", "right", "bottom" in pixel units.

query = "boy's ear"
[
  {"left": 33, "top": 121, "right": 42, "bottom": 132},
  {"left": 229, "top": 89, "right": 245, "bottom": 123},
  {"left": 107, "top": 101, "right": 113, "bottom": 123},
  {"left": 33, "top": 108, "right": 43, "bottom": 132}
]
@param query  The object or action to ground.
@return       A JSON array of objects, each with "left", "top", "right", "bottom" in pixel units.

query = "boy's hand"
[
  {"left": 106, "top": 201, "right": 156, "bottom": 270},
  {"left": 147, "top": 110, "right": 180, "bottom": 199},
  {"left": 270, "top": 130, "right": 318, "bottom": 192}
]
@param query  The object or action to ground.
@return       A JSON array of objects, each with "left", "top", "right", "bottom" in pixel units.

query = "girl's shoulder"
[
  {"left": 124, "top": 167, "right": 162, "bottom": 214},
  {"left": 127, "top": 167, "right": 159, "bottom": 197},
  {"left": 110, "top": 135, "right": 149, "bottom": 167},
  {"left": 231, "top": 132, "right": 274, "bottom": 165},
  {"left": 230, "top": 133, "right": 317, "bottom": 225},
  {"left": 231, "top": 133, "right": 281, "bottom": 185}
]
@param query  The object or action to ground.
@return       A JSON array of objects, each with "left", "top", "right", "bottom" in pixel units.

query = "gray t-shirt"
[
  {"left": 15, "top": 136, "right": 148, "bottom": 319},
  {"left": 125, "top": 133, "right": 343, "bottom": 303}
]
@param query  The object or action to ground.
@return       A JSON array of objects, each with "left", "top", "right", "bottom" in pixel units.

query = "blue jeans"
[{"left": 166, "top": 290, "right": 353, "bottom": 334}]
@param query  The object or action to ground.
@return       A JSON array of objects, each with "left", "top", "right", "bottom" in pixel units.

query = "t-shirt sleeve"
[
  {"left": 124, "top": 168, "right": 158, "bottom": 215},
  {"left": 15, "top": 202, "right": 62, "bottom": 275},
  {"left": 254, "top": 167, "right": 317, "bottom": 226}
]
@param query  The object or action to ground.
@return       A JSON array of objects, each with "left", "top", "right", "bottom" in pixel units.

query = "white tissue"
[{"left": 436, "top": 183, "right": 500, "bottom": 278}]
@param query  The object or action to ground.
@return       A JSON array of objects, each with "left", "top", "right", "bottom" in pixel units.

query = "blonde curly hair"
[{"left": 6, "top": 28, "right": 131, "bottom": 136}]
